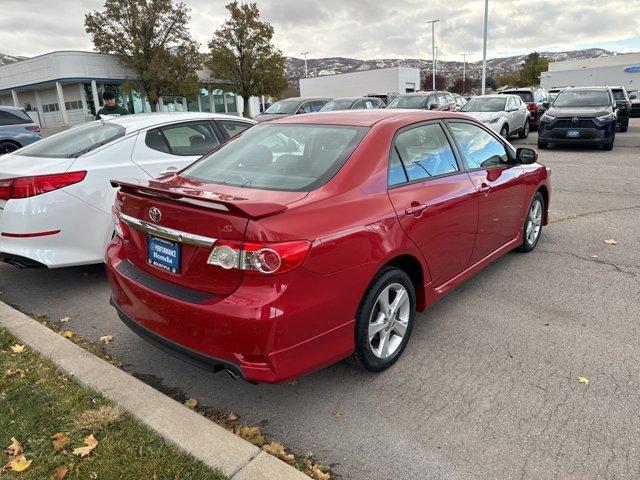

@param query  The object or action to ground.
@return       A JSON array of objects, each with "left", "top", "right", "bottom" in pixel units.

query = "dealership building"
[
  {"left": 299, "top": 66, "right": 421, "bottom": 99},
  {"left": 0, "top": 51, "right": 254, "bottom": 128},
  {"left": 540, "top": 52, "right": 640, "bottom": 91}
]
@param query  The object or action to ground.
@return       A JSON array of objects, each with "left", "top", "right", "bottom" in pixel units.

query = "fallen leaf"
[
  {"left": 10, "top": 344, "right": 25, "bottom": 353},
  {"left": 603, "top": 239, "right": 618, "bottom": 245},
  {"left": 6, "top": 437, "right": 23, "bottom": 456},
  {"left": 8, "top": 454, "right": 31, "bottom": 472},
  {"left": 60, "top": 316, "right": 71, "bottom": 323},
  {"left": 235, "top": 425, "right": 265, "bottom": 446},
  {"left": 72, "top": 434, "right": 98, "bottom": 457},
  {"left": 55, "top": 465, "right": 69, "bottom": 479},
  {"left": 184, "top": 397, "right": 198, "bottom": 409},
  {"left": 99, "top": 335, "right": 113, "bottom": 344},
  {"left": 331, "top": 409, "right": 343, "bottom": 419},
  {"left": 262, "top": 442, "right": 295, "bottom": 463},
  {"left": 308, "top": 465, "right": 331, "bottom": 480},
  {"left": 34, "top": 312, "right": 48, "bottom": 320},
  {"left": 51, "top": 432, "right": 70, "bottom": 452},
  {"left": 578, "top": 376, "right": 589, "bottom": 385},
  {"left": 228, "top": 412, "right": 238, "bottom": 421},
  {"left": 4, "top": 368, "right": 25, "bottom": 378},
  {"left": 62, "top": 330, "right": 74, "bottom": 339}
]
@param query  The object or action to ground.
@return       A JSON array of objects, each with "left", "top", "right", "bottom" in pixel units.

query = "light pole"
[
  {"left": 462, "top": 53, "right": 466, "bottom": 93},
  {"left": 481, "top": 0, "right": 489, "bottom": 95},
  {"left": 435, "top": 46, "right": 439, "bottom": 77},
  {"left": 301, "top": 52, "right": 310, "bottom": 78},
  {"left": 426, "top": 19, "right": 439, "bottom": 90}
]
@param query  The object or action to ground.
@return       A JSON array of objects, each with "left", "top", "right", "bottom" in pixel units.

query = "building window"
[
  {"left": 65, "top": 100, "right": 83, "bottom": 110},
  {"left": 42, "top": 103, "right": 60, "bottom": 113}
]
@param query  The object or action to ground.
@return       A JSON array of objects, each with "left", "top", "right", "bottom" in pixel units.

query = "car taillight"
[
  {"left": 527, "top": 103, "right": 538, "bottom": 111},
  {"left": 0, "top": 171, "right": 86, "bottom": 200},
  {"left": 111, "top": 191, "right": 129, "bottom": 239},
  {"left": 26, "top": 125, "right": 41, "bottom": 133},
  {"left": 208, "top": 240, "right": 311, "bottom": 275}
]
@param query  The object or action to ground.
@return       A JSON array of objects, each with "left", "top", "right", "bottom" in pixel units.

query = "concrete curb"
[{"left": 0, "top": 301, "right": 311, "bottom": 480}]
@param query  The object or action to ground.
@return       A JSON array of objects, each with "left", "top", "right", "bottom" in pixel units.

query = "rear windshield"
[
  {"left": 387, "top": 96, "right": 429, "bottom": 109},
  {"left": 182, "top": 124, "right": 368, "bottom": 192},
  {"left": 554, "top": 90, "right": 611, "bottom": 108},
  {"left": 505, "top": 91, "right": 534, "bottom": 103},
  {"left": 15, "top": 121, "right": 125, "bottom": 158},
  {"left": 612, "top": 90, "right": 626, "bottom": 100},
  {"left": 461, "top": 97, "right": 506, "bottom": 112}
]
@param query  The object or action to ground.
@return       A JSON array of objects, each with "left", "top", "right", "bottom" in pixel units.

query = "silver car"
[
  {"left": 0, "top": 106, "right": 42, "bottom": 155},
  {"left": 460, "top": 94, "right": 530, "bottom": 139}
]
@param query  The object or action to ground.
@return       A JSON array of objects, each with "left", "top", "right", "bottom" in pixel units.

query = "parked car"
[
  {"left": 548, "top": 87, "right": 566, "bottom": 102},
  {"left": 452, "top": 94, "right": 467, "bottom": 110},
  {"left": 629, "top": 90, "right": 640, "bottom": 118},
  {"left": 460, "top": 94, "right": 530, "bottom": 138},
  {"left": 610, "top": 86, "right": 631, "bottom": 132},
  {"left": 387, "top": 91, "right": 457, "bottom": 111},
  {"left": 252, "top": 97, "right": 332, "bottom": 123},
  {"left": 499, "top": 87, "right": 550, "bottom": 130},
  {"left": 538, "top": 87, "right": 617, "bottom": 150},
  {"left": 320, "top": 97, "right": 385, "bottom": 112},
  {"left": 0, "top": 106, "right": 42, "bottom": 155},
  {"left": 0, "top": 112, "right": 255, "bottom": 268},
  {"left": 106, "top": 109, "right": 550, "bottom": 383}
]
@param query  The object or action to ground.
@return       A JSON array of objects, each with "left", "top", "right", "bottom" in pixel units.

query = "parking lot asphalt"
[{"left": 2, "top": 120, "right": 639, "bottom": 480}]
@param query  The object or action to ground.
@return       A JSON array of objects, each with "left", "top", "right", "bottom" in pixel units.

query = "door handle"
[
  {"left": 478, "top": 182, "right": 492, "bottom": 195},
  {"left": 405, "top": 203, "right": 428, "bottom": 216},
  {"left": 160, "top": 167, "right": 179, "bottom": 176}
]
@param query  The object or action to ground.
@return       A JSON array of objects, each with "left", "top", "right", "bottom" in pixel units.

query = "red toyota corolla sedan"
[{"left": 106, "top": 109, "right": 551, "bottom": 383}]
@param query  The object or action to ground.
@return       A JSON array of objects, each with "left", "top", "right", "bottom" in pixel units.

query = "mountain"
[
  {"left": 0, "top": 53, "right": 26, "bottom": 67},
  {"left": 285, "top": 48, "right": 615, "bottom": 82}
]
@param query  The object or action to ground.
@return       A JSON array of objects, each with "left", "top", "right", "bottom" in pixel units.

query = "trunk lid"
[
  {"left": 0, "top": 154, "right": 76, "bottom": 179},
  {"left": 113, "top": 175, "right": 306, "bottom": 295}
]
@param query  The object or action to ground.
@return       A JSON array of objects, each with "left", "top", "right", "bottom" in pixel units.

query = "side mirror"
[
  {"left": 516, "top": 147, "right": 538, "bottom": 165},
  {"left": 542, "top": 101, "right": 550, "bottom": 109}
]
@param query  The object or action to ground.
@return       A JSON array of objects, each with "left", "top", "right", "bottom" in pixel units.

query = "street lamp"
[
  {"left": 300, "top": 52, "right": 310, "bottom": 78},
  {"left": 435, "top": 46, "right": 439, "bottom": 77},
  {"left": 426, "top": 19, "right": 439, "bottom": 90},
  {"left": 481, "top": 0, "right": 489, "bottom": 95},
  {"left": 461, "top": 53, "right": 467, "bottom": 93}
]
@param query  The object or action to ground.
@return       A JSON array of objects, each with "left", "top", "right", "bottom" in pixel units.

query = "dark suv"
[
  {"left": 538, "top": 87, "right": 617, "bottom": 150},
  {"left": 610, "top": 86, "right": 631, "bottom": 132},
  {"left": 499, "top": 87, "right": 550, "bottom": 130},
  {"left": 386, "top": 91, "right": 457, "bottom": 111}
]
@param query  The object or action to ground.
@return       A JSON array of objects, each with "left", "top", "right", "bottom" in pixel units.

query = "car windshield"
[
  {"left": 612, "top": 90, "right": 626, "bottom": 100},
  {"left": 320, "top": 100, "right": 355, "bottom": 111},
  {"left": 554, "top": 90, "right": 611, "bottom": 107},
  {"left": 461, "top": 97, "right": 506, "bottom": 112},
  {"left": 182, "top": 124, "right": 368, "bottom": 192},
  {"left": 14, "top": 121, "right": 125, "bottom": 158},
  {"left": 505, "top": 91, "right": 534, "bottom": 103},
  {"left": 264, "top": 100, "right": 301, "bottom": 115},
  {"left": 387, "top": 96, "right": 429, "bottom": 109}
]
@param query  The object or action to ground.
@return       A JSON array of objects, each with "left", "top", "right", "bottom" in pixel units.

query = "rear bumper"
[{"left": 106, "top": 239, "right": 372, "bottom": 383}]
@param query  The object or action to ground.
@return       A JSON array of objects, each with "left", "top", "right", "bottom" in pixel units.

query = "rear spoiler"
[{"left": 111, "top": 178, "right": 288, "bottom": 219}]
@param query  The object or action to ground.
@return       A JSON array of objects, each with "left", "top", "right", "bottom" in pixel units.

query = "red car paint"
[{"left": 106, "top": 109, "right": 551, "bottom": 383}]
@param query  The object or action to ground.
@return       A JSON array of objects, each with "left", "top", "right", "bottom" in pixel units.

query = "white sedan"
[
  {"left": 0, "top": 113, "right": 255, "bottom": 268},
  {"left": 460, "top": 94, "right": 530, "bottom": 139}
]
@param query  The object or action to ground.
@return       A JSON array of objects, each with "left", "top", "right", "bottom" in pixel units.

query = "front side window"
[
  {"left": 297, "top": 102, "right": 313, "bottom": 114},
  {"left": 554, "top": 90, "right": 611, "bottom": 108},
  {"left": 612, "top": 90, "right": 627, "bottom": 101},
  {"left": 263, "top": 100, "right": 300, "bottom": 115},
  {"left": 15, "top": 121, "right": 125, "bottom": 158},
  {"left": 392, "top": 124, "right": 459, "bottom": 182},
  {"left": 218, "top": 120, "right": 252, "bottom": 139},
  {"left": 182, "top": 124, "right": 367, "bottom": 192},
  {"left": 159, "top": 122, "right": 220, "bottom": 156},
  {"left": 449, "top": 122, "right": 508, "bottom": 169},
  {"left": 310, "top": 101, "right": 327, "bottom": 112}
]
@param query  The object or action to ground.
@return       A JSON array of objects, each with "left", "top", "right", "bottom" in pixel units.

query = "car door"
[
  {"left": 516, "top": 97, "right": 528, "bottom": 128},
  {"left": 387, "top": 121, "right": 479, "bottom": 287},
  {"left": 131, "top": 120, "right": 222, "bottom": 177},
  {"left": 505, "top": 97, "right": 520, "bottom": 130},
  {"left": 215, "top": 119, "right": 254, "bottom": 140},
  {"left": 446, "top": 120, "right": 526, "bottom": 265}
]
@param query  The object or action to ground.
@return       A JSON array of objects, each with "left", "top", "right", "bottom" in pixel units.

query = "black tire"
[
  {"left": 347, "top": 267, "right": 416, "bottom": 372},
  {"left": 619, "top": 120, "right": 629, "bottom": 133},
  {"left": 0, "top": 141, "right": 20, "bottom": 155},
  {"left": 500, "top": 124, "right": 509, "bottom": 138},
  {"left": 602, "top": 132, "right": 615, "bottom": 151},
  {"left": 537, "top": 140, "right": 548, "bottom": 149},
  {"left": 517, "top": 192, "right": 544, "bottom": 253},
  {"left": 518, "top": 120, "right": 530, "bottom": 139}
]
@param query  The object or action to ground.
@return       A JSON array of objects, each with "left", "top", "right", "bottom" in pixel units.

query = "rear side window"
[
  {"left": 218, "top": 120, "right": 252, "bottom": 139},
  {"left": 15, "top": 122, "right": 125, "bottom": 158},
  {"left": 449, "top": 122, "right": 508, "bottom": 169},
  {"left": 0, "top": 109, "right": 31, "bottom": 126},
  {"left": 147, "top": 121, "right": 220, "bottom": 156},
  {"left": 392, "top": 124, "right": 459, "bottom": 182},
  {"left": 182, "top": 124, "right": 368, "bottom": 192}
]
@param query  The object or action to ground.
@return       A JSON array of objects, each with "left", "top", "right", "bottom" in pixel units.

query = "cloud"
[{"left": 0, "top": 0, "right": 639, "bottom": 61}]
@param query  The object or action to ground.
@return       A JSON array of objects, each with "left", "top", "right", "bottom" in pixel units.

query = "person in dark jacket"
[{"left": 96, "top": 91, "right": 129, "bottom": 119}]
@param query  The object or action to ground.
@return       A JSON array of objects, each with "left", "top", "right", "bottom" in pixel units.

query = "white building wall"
[
  {"left": 299, "top": 67, "right": 421, "bottom": 98},
  {"left": 541, "top": 52, "right": 640, "bottom": 91}
]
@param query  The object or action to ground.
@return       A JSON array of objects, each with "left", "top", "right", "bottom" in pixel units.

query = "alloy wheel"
[
  {"left": 525, "top": 199, "right": 543, "bottom": 245},
  {"left": 0, "top": 143, "right": 18, "bottom": 155},
  {"left": 368, "top": 283, "right": 410, "bottom": 359}
]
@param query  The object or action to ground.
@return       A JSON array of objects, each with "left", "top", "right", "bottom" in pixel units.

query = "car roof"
[
  {"left": 328, "top": 97, "right": 365, "bottom": 102},
  {"left": 0, "top": 105, "right": 26, "bottom": 113},
  {"left": 397, "top": 91, "right": 445, "bottom": 97},
  {"left": 265, "top": 109, "right": 470, "bottom": 127},
  {"left": 100, "top": 112, "right": 255, "bottom": 132},
  {"left": 473, "top": 94, "right": 512, "bottom": 99},
  {"left": 275, "top": 97, "right": 332, "bottom": 102},
  {"left": 564, "top": 86, "right": 610, "bottom": 91}
]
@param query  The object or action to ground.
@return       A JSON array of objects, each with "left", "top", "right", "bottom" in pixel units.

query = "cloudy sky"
[{"left": 1, "top": 0, "right": 639, "bottom": 61}]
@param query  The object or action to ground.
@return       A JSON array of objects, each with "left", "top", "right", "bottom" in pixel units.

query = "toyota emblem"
[
  {"left": 571, "top": 117, "right": 578, "bottom": 124},
  {"left": 149, "top": 207, "right": 162, "bottom": 223}
]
